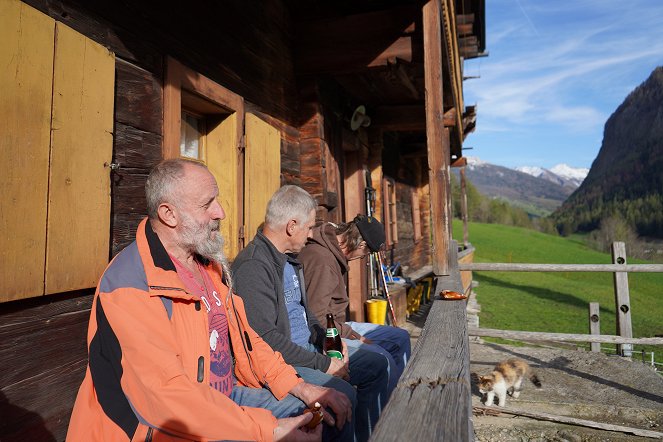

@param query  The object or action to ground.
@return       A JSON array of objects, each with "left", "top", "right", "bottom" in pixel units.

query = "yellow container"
[{"left": 366, "top": 299, "right": 388, "bottom": 325}]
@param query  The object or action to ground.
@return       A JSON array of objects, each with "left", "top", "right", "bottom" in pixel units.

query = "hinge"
[
  {"left": 238, "top": 134, "right": 246, "bottom": 153},
  {"left": 238, "top": 226, "right": 245, "bottom": 248}
]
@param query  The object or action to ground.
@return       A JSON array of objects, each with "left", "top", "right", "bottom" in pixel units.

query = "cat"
[{"left": 473, "top": 358, "right": 542, "bottom": 407}]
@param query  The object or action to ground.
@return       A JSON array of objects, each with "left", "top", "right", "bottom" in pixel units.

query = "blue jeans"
[
  {"left": 230, "top": 369, "right": 355, "bottom": 442},
  {"left": 297, "top": 343, "right": 389, "bottom": 442},
  {"left": 345, "top": 322, "right": 411, "bottom": 394}
]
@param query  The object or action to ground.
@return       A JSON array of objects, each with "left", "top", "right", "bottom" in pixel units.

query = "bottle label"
[
  {"left": 326, "top": 328, "right": 339, "bottom": 338},
  {"left": 326, "top": 350, "right": 343, "bottom": 360}
]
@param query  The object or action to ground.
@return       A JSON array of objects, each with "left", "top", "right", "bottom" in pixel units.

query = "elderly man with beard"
[{"left": 67, "top": 159, "right": 353, "bottom": 442}]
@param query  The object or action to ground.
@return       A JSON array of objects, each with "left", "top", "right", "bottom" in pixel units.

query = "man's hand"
[
  {"left": 359, "top": 335, "right": 373, "bottom": 345},
  {"left": 290, "top": 382, "right": 353, "bottom": 430},
  {"left": 326, "top": 357, "right": 349, "bottom": 380},
  {"left": 273, "top": 414, "right": 322, "bottom": 442}
]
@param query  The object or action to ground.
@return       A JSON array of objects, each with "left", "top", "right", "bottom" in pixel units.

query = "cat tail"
[{"left": 529, "top": 373, "right": 542, "bottom": 388}]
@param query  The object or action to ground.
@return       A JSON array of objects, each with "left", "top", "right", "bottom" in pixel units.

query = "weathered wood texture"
[
  {"left": 473, "top": 405, "right": 663, "bottom": 439},
  {"left": 459, "top": 263, "right": 663, "bottom": 272},
  {"left": 589, "top": 302, "right": 601, "bottom": 352},
  {"left": 423, "top": 0, "right": 451, "bottom": 276},
  {"left": 611, "top": 242, "right": 633, "bottom": 356},
  {"left": 0, "top": 291, "right": 93, "bottom": 442},
  {"left": 372, "top": 242, "right": 472, "bottom": 441},
  {"left": 468, "top": 328, "right": 663, "bottom": 345},
  {"left": 24, "top": 0, "right": 299, "bottom": 123},
  {"left": 111, "top": 59, "right": 163, "bottom": 256}
]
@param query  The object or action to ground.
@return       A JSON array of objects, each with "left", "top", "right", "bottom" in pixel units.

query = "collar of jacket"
[
  {"left": 309, "top": 223, "right": 349, "bottom": 272},
  {"left": 136, "top": 217, "right": 218, "bottom": 300},
  {"left": 253, "top": 228, "right": 305, "bottom": 269}
]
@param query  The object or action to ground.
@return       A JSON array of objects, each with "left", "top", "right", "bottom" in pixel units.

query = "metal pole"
[{"left": 375, "top": 251, "right": 398, "bottom": 326}]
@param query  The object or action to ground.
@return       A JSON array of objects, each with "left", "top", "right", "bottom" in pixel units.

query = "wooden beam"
[
  {"left": 473, "top": 406, "right": 663, "bottom": 439},
  {"left": 423, "top": 0, "right": 451, "bottom": 276},
  {"left": 451, "top": 157, "right": 467, "bottom": 167},
  {"left": 468, "top": 328, "right": 663, "bottom": 345},
  {"left": 373, "top": 106, "right": 456, "bottom": 131},
  {"left": 295, "top": 6, "right": 418, "bottom": 75},
  {"left": 459, "top": 262, "right": 663, "bottom": 272},
  {"left": 457, "top": 23, "right": 473, "bottom": 36}
]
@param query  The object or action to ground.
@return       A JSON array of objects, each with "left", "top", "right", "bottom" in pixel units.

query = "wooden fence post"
[
  {"left": 588, "top": 302, "right": 601, "bottom": 352},
  {"left": 612, "top": 242, "right": 633, "bottom": 357}
]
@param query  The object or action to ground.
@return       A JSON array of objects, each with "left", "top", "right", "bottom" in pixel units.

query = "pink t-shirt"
[{"left": 170, "top": 255, "right": 234, "bottom": 396}]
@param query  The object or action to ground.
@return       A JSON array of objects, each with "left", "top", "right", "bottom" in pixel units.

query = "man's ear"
[
  {"left": 286, "top": 219, "right": 297, "bottom": 237},
  {"left": 157, "top": 203, "right": 178, "bottom": 228}
]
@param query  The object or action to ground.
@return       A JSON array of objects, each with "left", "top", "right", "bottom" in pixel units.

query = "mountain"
[
  {"left": 461, "top": 157, "right": 574, "bottom": 216},
  {"left": 552, "top": 66, "right": 663, "bottom": 238},
  {"left": 516, "top": 164, "right": 589, "bottom": 189}
]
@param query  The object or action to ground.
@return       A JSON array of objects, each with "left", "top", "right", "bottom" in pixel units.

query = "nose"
[{"left": 211, "top": 200, "right": 226, "bottom": 220}]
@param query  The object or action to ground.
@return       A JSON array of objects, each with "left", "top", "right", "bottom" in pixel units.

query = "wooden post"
[
  {"left": 611, "top": 242, "right": 633, "bottom": 357},
  {"left": 588, "top": 302, "right": 601, "bottom": 352},
  {"left": 459, "top": 166, "right": 469, "bottom": 248},
  {"left": 423, "top": 0, "right": 451, "bottom": 275}
]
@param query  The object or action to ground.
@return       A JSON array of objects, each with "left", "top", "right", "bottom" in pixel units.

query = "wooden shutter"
[
  {"left": 45, "top": 23, "right": 115, "bottom": 294},
  {"left": 0, "top": 0, "right": 55, "bottom": 300},
  {"left": 207, "top": 113, "right": 240, "bottom": 258},
  {"left": 244, "top": 113, "right": 281, "bottom": 243}
]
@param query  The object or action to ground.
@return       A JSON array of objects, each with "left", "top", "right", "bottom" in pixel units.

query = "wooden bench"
[{"left": 371, "top": 246, "right": 473, "bottom": 441}]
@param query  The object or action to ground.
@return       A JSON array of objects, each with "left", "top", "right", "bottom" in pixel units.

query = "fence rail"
[{"left": 459, "top": 263, "right": 663, "bottom": 272}]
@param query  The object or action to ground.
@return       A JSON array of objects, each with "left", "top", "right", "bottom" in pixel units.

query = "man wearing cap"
[{"left": 298, "top": 215, "right": 411, "bottom": 394}]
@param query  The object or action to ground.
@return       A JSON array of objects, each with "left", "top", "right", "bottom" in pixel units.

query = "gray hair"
[
  {"left": 145, "top": 159, "right": 208, "bottom": 219},
  {"left": 265, "top": 185, "right": 317, "bottom": 229},
  {"left": 334, "top": 221, "right": 364, "bottom": 253}
]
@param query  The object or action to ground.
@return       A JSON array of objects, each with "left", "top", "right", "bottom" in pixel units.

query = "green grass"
[{"left": 452, "top": 220, "right": 663, "bottom": 363}]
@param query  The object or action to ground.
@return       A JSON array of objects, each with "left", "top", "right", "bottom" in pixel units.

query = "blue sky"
[{"left": 462, "top": 0, "right": 663, "bottom": 170}]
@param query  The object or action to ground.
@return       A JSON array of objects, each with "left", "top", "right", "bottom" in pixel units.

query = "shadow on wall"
[{"left": 0, "top": 390, "right": 56, "bottom": 442}]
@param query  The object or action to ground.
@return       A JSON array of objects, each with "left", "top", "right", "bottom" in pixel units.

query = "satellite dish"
[{"left": 350, "top": 105, "right": 371, "bottom": 131}]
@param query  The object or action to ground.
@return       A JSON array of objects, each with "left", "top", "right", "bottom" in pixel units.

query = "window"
[
  {"left": 164, "top": 58, "right": 281, "bottom": 256},
  {"left": 382, "top": 177, "right": 398, "bottom": 246},
  {"left": 180, "top": 110, "right": 206, "bottom": 161},
  {"left": 1, "top": 1, "right": 115, "bottom": 301},
  {"left": 412, "top": 188, "right": 422, "bottom": 242}
]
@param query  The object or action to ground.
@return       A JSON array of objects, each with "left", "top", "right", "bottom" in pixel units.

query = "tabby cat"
[{"left": 473, "top": 358, "right": 542, "bottom": 407}]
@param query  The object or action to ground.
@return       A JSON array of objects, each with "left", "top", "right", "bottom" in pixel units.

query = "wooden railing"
[
  {"left": 459, "top": 242, "right": 663, "bottom": 354},
  {"left": 371, "top": 243, "right": 474, "bottom": 441}
]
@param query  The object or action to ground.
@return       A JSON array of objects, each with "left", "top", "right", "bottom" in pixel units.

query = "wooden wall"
[{"left": 1, "top": 1, "right": 302, "bottom": 440}]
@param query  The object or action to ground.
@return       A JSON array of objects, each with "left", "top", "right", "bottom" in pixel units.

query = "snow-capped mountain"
[
  {"left": 516, "top": 163, "right": 589, "bottom": 188},
  {"left": 458, "top": 157, "right": 575, "bottom": 216}
]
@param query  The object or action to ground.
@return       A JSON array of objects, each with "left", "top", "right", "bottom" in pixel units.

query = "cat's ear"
[{"left": 470, "top": 372, "right": 480, "bottom": 383}]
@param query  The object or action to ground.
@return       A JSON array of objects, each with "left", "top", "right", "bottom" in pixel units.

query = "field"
[{"left": 452, "top": 220, "right": 663, "bottom": 364}]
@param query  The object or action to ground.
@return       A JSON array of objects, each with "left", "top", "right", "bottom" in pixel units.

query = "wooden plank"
[
  {"left": 207, "top": 113, "right": 240, "bottom": 258},
  {"left": 459, "top": 167, "right": 469, "bottom": 247},
  {"left": 0, "top": 0, "right": 54, "bottom": 301},
  {"left": 295, "top": 6, "right": 419, "bottom": 75},
  {"left": 468, "top": 328, "right": 663, "bottom": 345},
  {"left": 612, "top": 242, "right": 633, "bottom": 356},
  {"left": 373, "top": 264, "right": 471, "bottom": 440},
  {"left": 423, "top": 0, "right": 451, "bottom": 276},
  {"left": 473, "top": 405, "right": 663, "bottom": 439},
  {"left": 45, "top": 22, "right": 115, "bottom": 294},
  {"left": 589, "top": 302, "right": 601, "bottom": 352},
  {"left": 244, "top": 113, "right": 281, "bottom": 243},
  {"left": 459, "top": 262, "right": 663, "bottom": 272},
  {"left": 0, "top": 295, "right": 91, "bottom": 387},
  {"left": 115, "top": 59, "right": 163, "bottom": 134},
  {"left": 372, "top": 106, "right": 457, "bottom": 131},
  {"left": 344, "top": 151, "right": 367, "bottom": 322},
  {"left": 1, "top": 358, "right": 87, "bottom": 442}
]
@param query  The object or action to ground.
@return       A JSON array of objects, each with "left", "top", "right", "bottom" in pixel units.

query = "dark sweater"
[{"left": 231, "top": 230, "right": 331, "bottom": 371}]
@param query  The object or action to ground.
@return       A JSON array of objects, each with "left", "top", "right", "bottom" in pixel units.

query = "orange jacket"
[{"left": 66, "top": 219, "right": 302, "bottom": 441}]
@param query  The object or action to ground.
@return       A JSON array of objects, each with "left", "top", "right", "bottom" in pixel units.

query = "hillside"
[
  {"left": 460, "top": 158, "right": 574, "bottom": 216},
  {"left": 553, "top": 66, "right": 663, "bottom": 238},
  {"left": 451, "top": 219, "right": 662, "bottom": 358}
]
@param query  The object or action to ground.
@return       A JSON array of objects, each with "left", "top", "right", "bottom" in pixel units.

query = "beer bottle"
[{"left": 324, "top": 313, "right": 343, "bottom": 360}]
